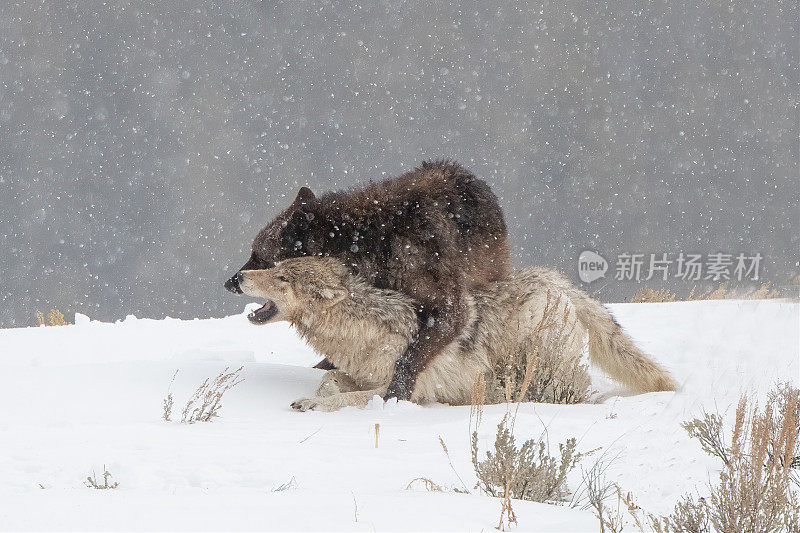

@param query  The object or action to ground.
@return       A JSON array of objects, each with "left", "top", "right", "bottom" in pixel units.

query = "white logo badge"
[{"left": 578, "top": 251, "right": 608, "bottom": 283}]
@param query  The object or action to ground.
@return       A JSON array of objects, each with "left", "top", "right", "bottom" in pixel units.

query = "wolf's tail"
[{"left": 559, "top": 281, "right": 678, "bottom": 393}]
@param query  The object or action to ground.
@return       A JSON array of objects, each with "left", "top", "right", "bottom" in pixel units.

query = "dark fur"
[{"left": 226, "top": 160, "right": 510, "bottom": 399}]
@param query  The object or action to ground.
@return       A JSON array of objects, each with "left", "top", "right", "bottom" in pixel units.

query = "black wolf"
[{"left": 225, "top": 160, "right": 510, "bottom": 400}]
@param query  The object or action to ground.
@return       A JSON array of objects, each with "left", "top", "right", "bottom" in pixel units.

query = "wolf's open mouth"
[{"left": 247, "top": 301, "right": 278, "bottom": 324}]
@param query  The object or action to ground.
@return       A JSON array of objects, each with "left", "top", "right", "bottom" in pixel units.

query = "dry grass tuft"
[
  {"left": 470, "top": 372, "right": 487, "bottom": 427},
  {"left": 36, "top": 308, "right": 70, "bottom": 326},
  {"left": 631, "top": 286, "right": 677, "bottom": 303},
  {"left": 747, "top": 281, "right": 783, "bottom": 300},
  {"left": 631, "top": 281, "right": 786, "bottom": 303},
  {"left": 687, "top": 281, "right": 784, "bottom": 300},
  {"left": 181, "top": 366, "right": 245, "bottom": 424},
  {"left": 84, "top": 466, "right": 119, "bottom": 490}
]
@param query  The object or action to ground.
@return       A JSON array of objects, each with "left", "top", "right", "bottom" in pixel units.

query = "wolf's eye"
[{"left": 277, "top": 275, "right": 289, "bottom": 282}]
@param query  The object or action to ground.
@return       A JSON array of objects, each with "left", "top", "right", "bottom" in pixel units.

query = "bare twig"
[
  {"left": 439, "top": 436, "right": 470, "bottom": 493},
  {"left": 272, "top": 476, "right": 298, "bottom": 492},
  {"left": 405, "top": 477, "right": 444, "bottom": 492},
  {"left": 162, "top": 369, "right": 178, "bottom": 421},
  {"left": 299, "top": 426, "right": 323, "bottom": 444}
]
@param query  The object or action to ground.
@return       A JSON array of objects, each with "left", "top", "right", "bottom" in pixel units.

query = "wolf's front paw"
[{"left": 290, "top": 398, "right": 319, "bottom": 412}]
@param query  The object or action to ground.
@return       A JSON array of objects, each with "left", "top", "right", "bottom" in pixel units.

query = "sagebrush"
[
  {"left": 652, "top": 383, "right": 800, "bottom": 532},
  {"left": 650, "top": 493, "right": 711, "bottom": 533},
  {"left": 471, "top": 413, "right": 582, "bottom": 529}
]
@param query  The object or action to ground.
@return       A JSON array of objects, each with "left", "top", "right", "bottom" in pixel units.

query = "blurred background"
[{"left": 0, "top": 1, "right": 797, "bottom": 327}]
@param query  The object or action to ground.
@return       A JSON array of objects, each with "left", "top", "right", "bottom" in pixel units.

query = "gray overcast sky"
[{"left": 1, "top": 0, "right": 797, "bottom": 327}]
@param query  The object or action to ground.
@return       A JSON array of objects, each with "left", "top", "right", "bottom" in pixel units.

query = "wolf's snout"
[{"left": 224, "top": 272, "right": 244, "bottom": 294}]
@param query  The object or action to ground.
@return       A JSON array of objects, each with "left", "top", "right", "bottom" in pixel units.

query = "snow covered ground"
[{"left": 0, "top": 300, "right": 796, "bottom": 531}]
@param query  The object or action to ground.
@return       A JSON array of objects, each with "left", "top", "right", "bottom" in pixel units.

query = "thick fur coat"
[
  {"left": 239, "top": 257, "right": 678, "bottom": 412},
  {"left": 225, "top": 160, "right": 510, "bottom": 399}
]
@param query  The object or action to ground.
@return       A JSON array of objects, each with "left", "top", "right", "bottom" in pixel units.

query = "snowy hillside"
[{"left": 0, "top": 300, "right": 797, "bottom": 531}]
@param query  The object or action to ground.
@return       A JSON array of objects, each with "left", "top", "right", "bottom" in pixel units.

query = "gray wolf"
[
  {"left": 224, "top": 160, "right": 510, "bottom": 399},
  {"left": 238, "top": 257, "right": 678, "bottom": 412}
]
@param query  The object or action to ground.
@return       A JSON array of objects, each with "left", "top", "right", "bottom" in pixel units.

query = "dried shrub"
[
  {"left": 181, "top": 366, "right": 244, "bottom": 424},
  {"left": 85, "top": 466, "right": 119, "bottom": 490},
  {"left": 681, "top": 411, "right": 729, "bottom": 465},
  {"left": 706, "top": 390, "right": 800, "bottom": 532},
  {"left": 769, "top": 382, "right": 800, "bottom": 488},
  {"left": 655, "top": 384, "right": 800, "bottom": 532},
  {"left": 649, "top": 493, "right": 711, "bottom": 533},
  {"left": 488, "top": 293, "right": 591, "bottom": 405},
  {"left": 630, "top": 286, "right": 677, "bottom": 303},
  {"left": 36, "top": 308, "right": 70, "bottom": 326},
  {"left": 163, "top": 393, "right": 174, "bottom": 422},
  {"left": 578, "top": 458, "right": 621, "bottom": 533},
  {"left": 570, "top": 452, "right": 632, "bottom": 533},
  {"left": 572, "top": 455, "right": 647, "bottom": 533},
  {"left": 615, "top": 487, "right": 647, "bottom": 532},
  {"left": 471, "top": 415, "right": 581, "bottom": 506}
]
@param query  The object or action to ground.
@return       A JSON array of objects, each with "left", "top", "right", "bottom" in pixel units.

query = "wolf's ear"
[{"left": 292, "top": 186, "right": 316, "bottom": 207}]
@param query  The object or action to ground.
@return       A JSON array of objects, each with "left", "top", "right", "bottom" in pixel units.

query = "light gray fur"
[{"left": 239, "top": 258, "right": 677, "bottom": 412}]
